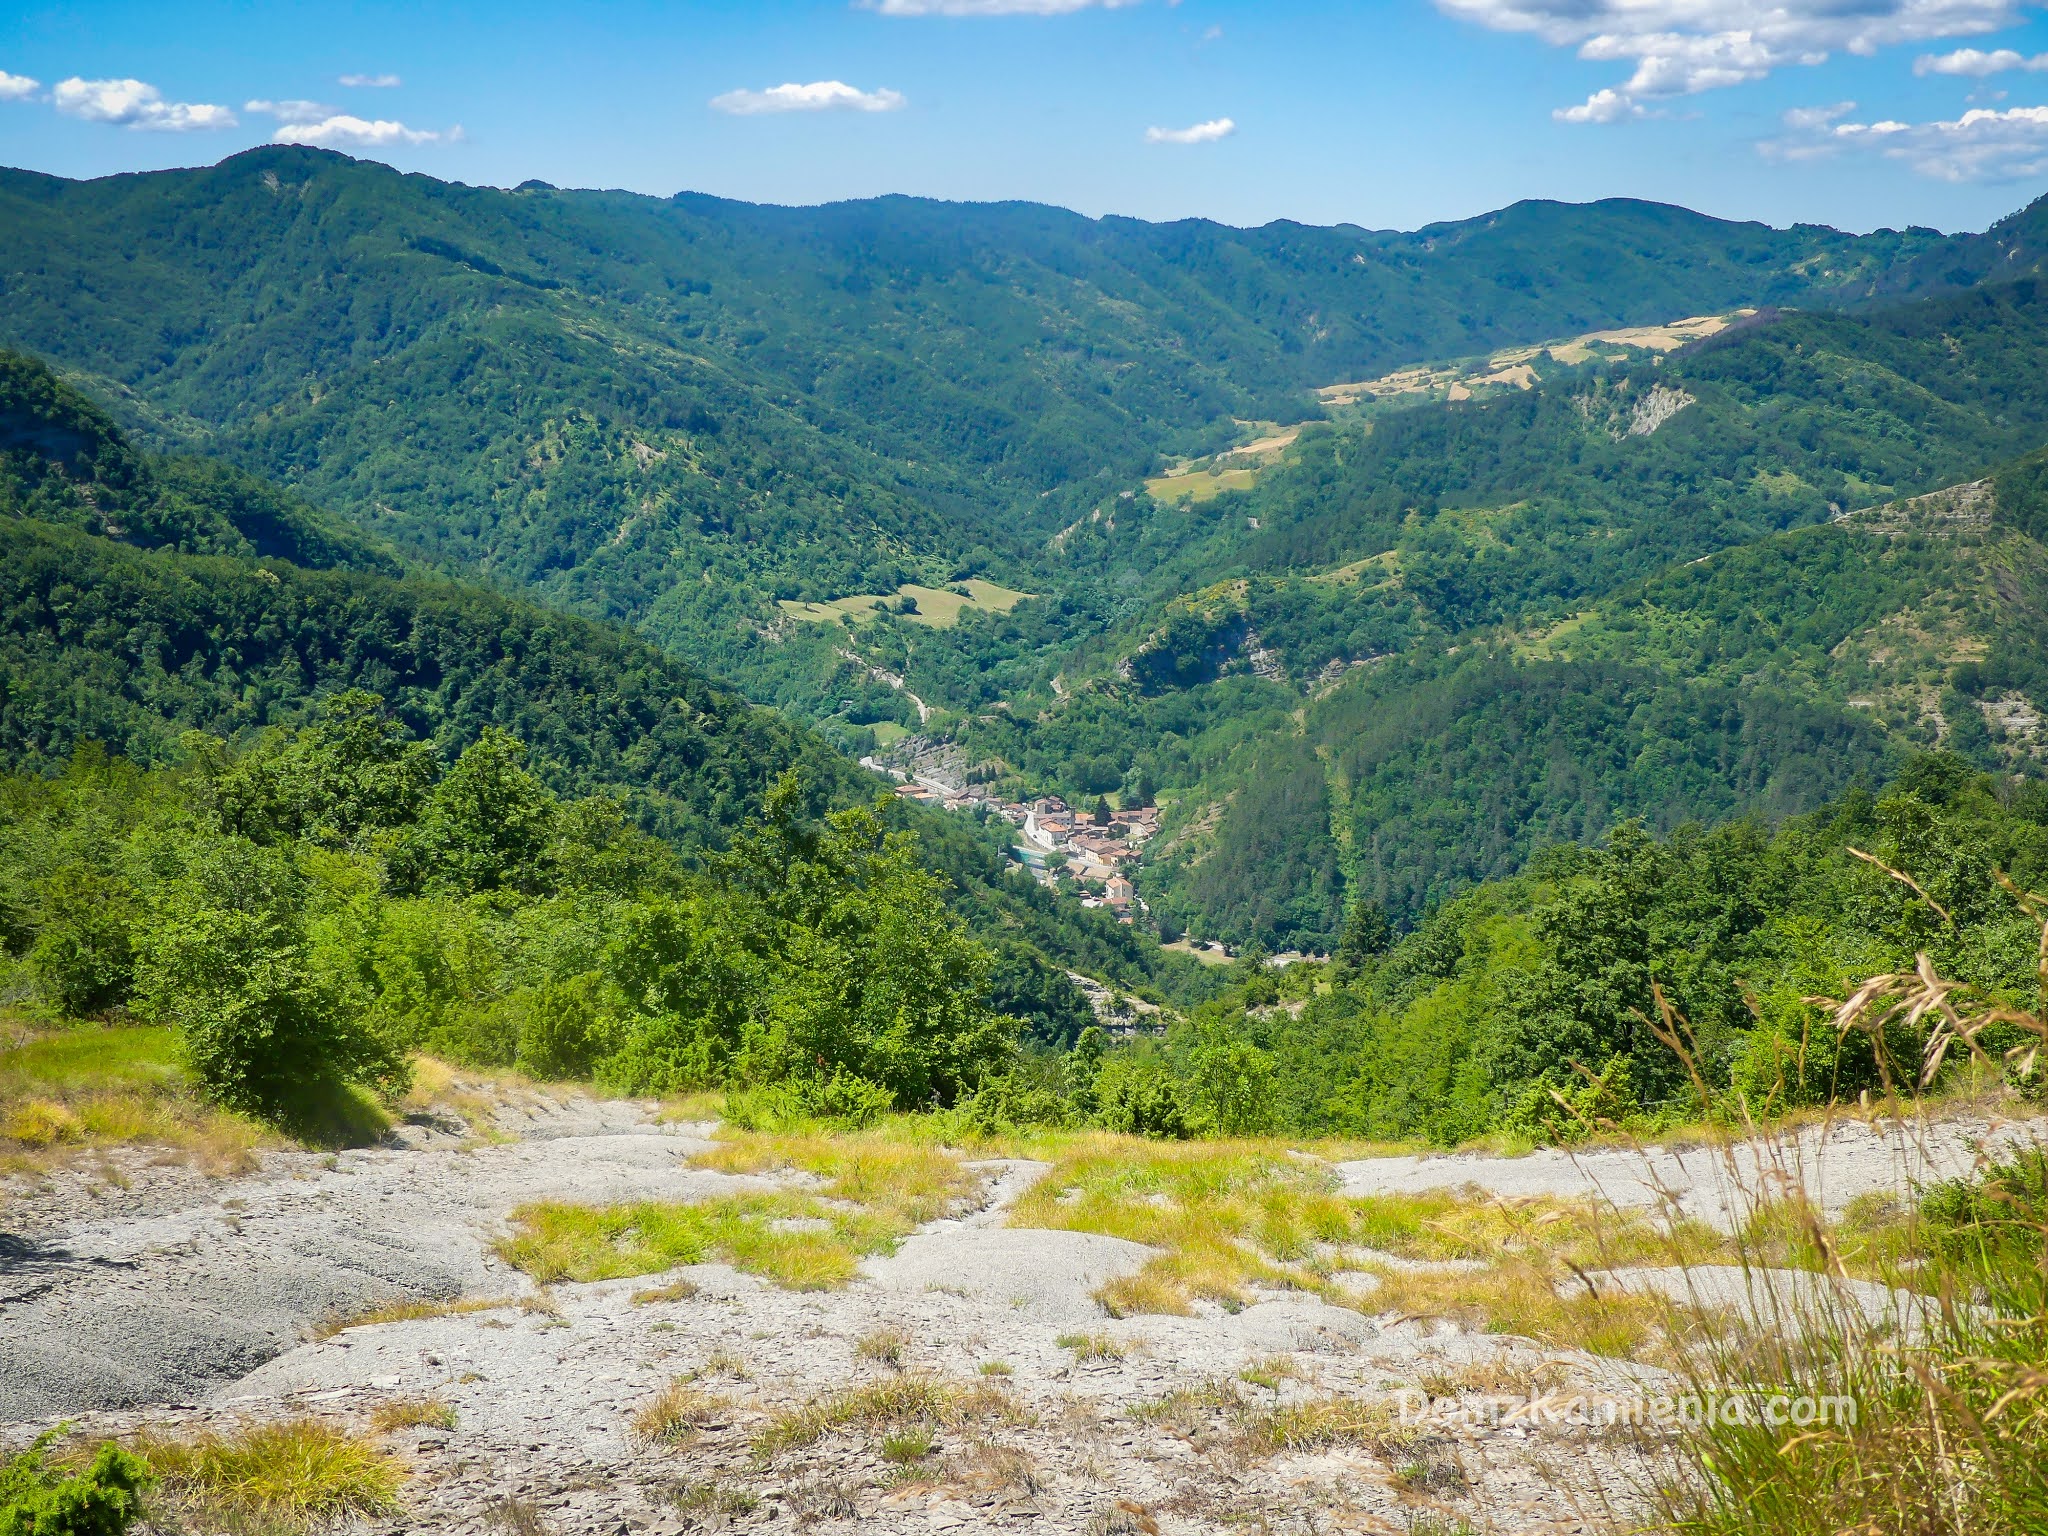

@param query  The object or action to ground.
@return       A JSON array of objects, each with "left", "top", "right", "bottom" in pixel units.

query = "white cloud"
[
  {"left": 271, "top": 113, "right": 458, "bottom": 148},
  {"left": 1554, "top": 88, "right": 1645, "bottom": 123},
  {"left": 1768, "top": 99, "right": 2048, "bottom": 180},
  {"left": 0, "top": 70, "right": 37, "bottom": 101},
  {"left": 339, "top": 72, "right": 402, "bottom": 88},
  {"left": 1782, "top": 99, "right": 1858, "bottom": 130},
  {"left": 246, "top": 98, "right": 336, "bottom": 120},
  {"left": 710, "top": 80, "right": 907, "bottom": 115},
  {"left": 1915, "top": 46, "right": 2048, "bottom": 74},
  {"left": 52, "top": 77, "right": 236, "bottom": 131},
  {"left": 1439, "top": 0, "right": 2042, "bottom": 120},
  {"left": 1145, "top": 116, "right": 1236, "bottom": 143},
  {"left": 865, "top": 0, "right": 1137, "bottom": 13}
]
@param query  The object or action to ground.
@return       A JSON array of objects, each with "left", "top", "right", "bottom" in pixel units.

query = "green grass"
[
  {"left": 498, "top": 1129, "right": 978, "bottom": 1291},
  {"left": 0, "top": 1021, "right": 271, "bottom": 1175},
  {"left": 1144, "top": 467, "right": 1257, "bottom": 504},
  {"left": 1006, "top": 1133, "right": 1700, "bottom": 1358}
]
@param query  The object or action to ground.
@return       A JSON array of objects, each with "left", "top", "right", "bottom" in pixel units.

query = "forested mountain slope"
[
  {"left": 973, "top": 281, "right": 2048, "bottom": 948},
  {"left": 0, "top": 350, "right": 1182, "bottom": 999},
  {"left": 0, "top": 147, "right": 1972, "bottom": 722}
]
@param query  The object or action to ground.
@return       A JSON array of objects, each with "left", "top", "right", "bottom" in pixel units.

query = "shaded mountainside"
[
  {"left": 0, "top": 350, "right": 1185, "bottom": 997},
  {"left": 1147, "top": 472, "right": 2048, "bottom": 949}
]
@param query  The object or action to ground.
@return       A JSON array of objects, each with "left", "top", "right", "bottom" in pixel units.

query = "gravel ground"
[
  {"left": 7, "top": 1096, "right": 2042, "bottom": 1535},
  {"left": 1334, "top": 1111, "right": 2048, "bottom": 1230}
]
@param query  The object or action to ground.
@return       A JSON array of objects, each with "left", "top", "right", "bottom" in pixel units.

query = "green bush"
[
  {"left": 27, "top": 868, "right": 135, "bottom": 1017},
  {"left": 1094, "top": 1051, "right": 1192, "bottom": 1139},
  {"left": 723, "top": 1072, "right": 896, "bottom": 1131},
  {"left": 0, "top": 1434, "right": 151, "bottom": 1536},
  {"left": 1499, "top": 1056, "right": 1640, "bottom": 1145},
  {"left": 134, "top": 839, "right": 407, "bottom": 1126}
]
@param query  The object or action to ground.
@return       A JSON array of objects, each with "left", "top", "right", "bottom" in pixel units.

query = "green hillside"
[
  {"left": 12, "top": 150, "right": 2048, "bottom": 956},
  {"left": 0, "top": 349, "right": 1184, "bottom": 1002},
  {"left": 0, "top": 148, "right": 1967, "bottom": 727},
  {"left": 979, "top": 280, "right": 2048, "bottom": 948}
]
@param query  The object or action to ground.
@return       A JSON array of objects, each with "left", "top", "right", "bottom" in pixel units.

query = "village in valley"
[{"left": 860, "top": 746, "right": 1158, "bottom": 922}]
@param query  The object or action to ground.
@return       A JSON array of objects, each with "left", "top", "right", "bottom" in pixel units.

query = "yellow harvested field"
[
  {"left": 777, "top": 579, "right": 1033, "bottom": 630},
  {"left": 1547, "top": 310, "right": 1748, "bottom": 364},
  {"left": 1318, "top": 310, "right": 1750, "bottom": 406},
  {"left": 1146, "top": 467, "right": 1258, "bottom": 504}
]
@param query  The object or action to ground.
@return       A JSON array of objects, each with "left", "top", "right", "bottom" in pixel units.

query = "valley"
[{"left": 9, "top": 141, "right": 2048, "bottom": 1536}]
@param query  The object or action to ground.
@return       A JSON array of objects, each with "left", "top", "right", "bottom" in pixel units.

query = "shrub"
[
  {"left": 134, "top": 839, "right": 407, "bottom": 1126},
  {"left": 1093, "top": 1053, "right": 1191, "bottom": 1139},
  {"left": 723, "top": 1072, "right": 895, "bottom": 1131},
  {"left": 515, "top": 973, "right": 602, "bottom": 1081},
  {"left": 27, "top": 868, "right": 135, "bottom": 1017},
  {"left": 0, "top": 1434, "right": 151, "bottom": 1536}
]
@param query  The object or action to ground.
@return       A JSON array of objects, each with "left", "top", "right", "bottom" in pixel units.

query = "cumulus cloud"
[
  {"left": 1767, "top": 100, "right": 2048, "bottom": 180},
  {"left": 339, "top": 72, "right": 402, "bottom": 88},
  {"left": 246, "top": 98, "right": 336, "bottom": 121},
  {"left": 52, "top": 77, "right": 236, "bottom": 131},
  {"left": 710, "top": 80, "right": 907, "bottom": 115},
  {"left": 271, "top": 113, "right": 459, "bottom": 148},
  {"left": 1915, "top": 46, "right": 2048, "bottom": 75},
  {"left": 0, "top": 70, "right": 37, "bottom": 101},
  {"left": 1554, "top": 88, "right": 1645, "bottom": 123},
  {"left": 1439, "top": 0, "right": 2039, "bottom": 121},
  {"left": 1145, "top": 116, "right": 1236, "bottom": 143},
  {"left": 865, "top": 0, "right": 1137, "bottom": 13}
]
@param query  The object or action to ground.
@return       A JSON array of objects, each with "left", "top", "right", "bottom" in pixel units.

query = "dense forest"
[
  {"left": 1067, "top": 754, "right": 2048, "bottom": 1145},
  {"left": 0, "top": 706, "right": 1024, "bottom": 1129},
  {"left": 10, "top": 151, "right": 2048, "bottom": 961},
  {"left": 0, "top": 348, "right": 1193, "bottom": 1009}
]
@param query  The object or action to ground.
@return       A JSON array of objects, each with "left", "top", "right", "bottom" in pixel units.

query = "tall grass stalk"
[{"left": 1633, "top": 880, "right": 2048, "bottom": 1536}]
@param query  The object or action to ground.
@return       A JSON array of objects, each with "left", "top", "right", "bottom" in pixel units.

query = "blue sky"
[{"left": 6, "top": 0, "right": 2048, "bottom": 234}]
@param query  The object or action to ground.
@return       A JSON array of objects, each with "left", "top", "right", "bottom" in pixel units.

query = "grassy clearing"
[
  {"left": 752, "top": 1375, "right": 1023, "bottom": 1462},
  {"left": 135, "top": 1418, "right": 401, "bottom": 1528},
  {"left": 497, "top": 1129, "right": 978, "bottom": 1291},
  {"left": 776, "top": 579, "right": 1031, "bottom": 631},
  {"left": 1144, "top": 467, "right": 1257, "bottom": 504},
  {"left": 0, "top": 1021, "right": 273, "bottom": 1177},
  {"left": 1007, "top": 1134, "right": 1691, "bottom": 1357}
]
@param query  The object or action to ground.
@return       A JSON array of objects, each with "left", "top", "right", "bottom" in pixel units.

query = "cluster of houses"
[{"left": 861, "top": 760, "right": 1157, "bottom": 922}]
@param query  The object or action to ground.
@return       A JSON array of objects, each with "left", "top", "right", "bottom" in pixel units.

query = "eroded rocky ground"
[{"left": 6, "top": 1092, "right": 2043, "bottom": 1536}]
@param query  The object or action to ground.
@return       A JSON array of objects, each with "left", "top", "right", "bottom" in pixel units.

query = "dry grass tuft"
[
  {"left": 752, "top": 1374, "right": 1022, "bottom": 1461},
  {"left": 856, "top": 1325, "right": 911, "bottom": 1367},
  {"left": 369, "top": 1398, "right": 457, "bottom": 1434},
  {"left": 1238, "top": 1396, "right": 1416, "bottom": 1457},
  {"left": 137, "top": 1417, "right": 402, "bottom": 1526},
  {"left": 1056, "top": 1332, "right": 1127, "bottom": 1361},
  {"left": 313, "top": 1294, "right": 519, "bottom": 1339},
  {"left": 630, "top": 1277, "right": 701, "bottom": 1305},
  {"left": 631, "top": 1380, "right": 731, "bottom": 1446}
]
